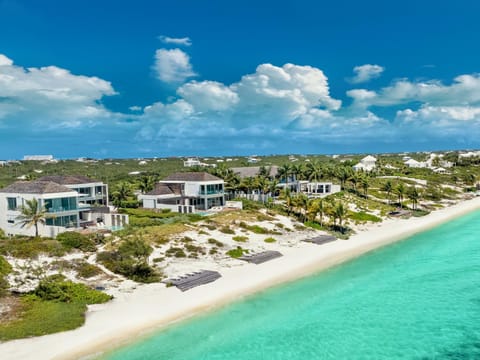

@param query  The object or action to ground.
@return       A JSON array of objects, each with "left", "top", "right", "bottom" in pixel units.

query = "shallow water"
[{"left": 103, "top": 211, "right": 480, "bottom": 359}]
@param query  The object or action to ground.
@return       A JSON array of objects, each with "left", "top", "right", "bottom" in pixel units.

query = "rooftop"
[
  {"left": 37, "top": 175, "right": 100, "bottom": 185},
  {"left": 145, "top": 183, "right": 183, "bottom": 196},
  {"left": 0, "top": 181, "right": 76, "bottom": 194},
  {"left": 162, "top": 172, "right": 222, "bottom": 182}
]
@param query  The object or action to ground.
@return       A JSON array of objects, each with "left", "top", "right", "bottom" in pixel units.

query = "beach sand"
[{"left": 1, "top": 196, "right": 479, "bottom": 360}]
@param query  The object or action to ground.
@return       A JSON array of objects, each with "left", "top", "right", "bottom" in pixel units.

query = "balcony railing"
[{"left": 199, "top": 190, "right": 224, "bottom": 196}]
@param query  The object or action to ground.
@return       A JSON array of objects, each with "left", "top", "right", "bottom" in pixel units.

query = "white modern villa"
[
  {"left": 353, "top": 155, "right": 377, "bottom": 171},
  {"left": 139, "top": 172, "right": 225, "bottom": 213},
  {"left": 0, "top": 176, "right": 128, "bottom": 238}
]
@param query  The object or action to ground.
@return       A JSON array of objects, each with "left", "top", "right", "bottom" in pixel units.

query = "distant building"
[
  {"left": 139, "top": 172, "right": 225, "bottom": 213},
  {"left": 404, "top": 159, "right": 427, "bottom": 168},
  {"left": 184, "top": 158, "right": 202, "bottom": 167},
  {"left": 353, "top": 155, "right": 377, "bottom": 171},
  {"left": 23, "top": 155, "right": 54, "bottom": 161}
]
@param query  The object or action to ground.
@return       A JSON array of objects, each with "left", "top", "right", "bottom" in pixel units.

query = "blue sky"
[{"left": 0, "top": 0, "right": 479, "bottom": 159}]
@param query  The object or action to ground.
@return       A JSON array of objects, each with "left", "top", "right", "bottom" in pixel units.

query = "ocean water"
[{"left": 103, "top": 211, "right": 480, "bottom": 360}]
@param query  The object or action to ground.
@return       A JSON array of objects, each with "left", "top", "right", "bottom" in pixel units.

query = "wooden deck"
[
  {"left": 164, "top": 270, "right": 222, "bottom": 292},
  {"left": 239, "top": 250, "right": 283, "bottom": 264},
  {"left": 302, "top": 235, "right": 337, "bottom": 245}
]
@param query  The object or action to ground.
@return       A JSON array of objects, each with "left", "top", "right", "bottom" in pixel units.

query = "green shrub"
[
  {"left": 219, "top": 226, "right": 235, "bottom": 234},
  {"left": 0, "top": 228, "right": 5, "bottom": 239},
  {"left": 165, "top": 247, "right": 187, "bottom": 258},
  {"left": 256, "top": 213, "right": 275, "bottom": 221},
  {"left": 232, "top": 235, "right": 248, "bottom": 242},
  {"left": 0, "top": 255, "right": 12, "bottom": 297},
  {"left": 76, "top": 262, "right": 102, "bottom": 279},
  {"left": 208, "top": 238, "right": 224, "bottom": 247},
  {"left": 227, "top": 246, "right": 247, "bottom": 258},
  {"left": 264, "top": 237, "right": 276, "bottom": 243},
  {"left": 97, "top": 245, "right": 159, "bottom": 283},
  {"left": 0, "top": 237, "right": 66, "bottom": 258},
  {"left": 348, "top": 211, "right": 382, "bottom": 223},
  {"left": 56, "top": 232, "right": 96, "bottom": 252},
  {"left": 34, "top": 275, "right": 111, "bottom": 304}
]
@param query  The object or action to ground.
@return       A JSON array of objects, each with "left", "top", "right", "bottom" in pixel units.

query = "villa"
[
  {"left": 0, "top": 176, "right": 128, "bottom": 238},
  {"left": 353, "top": 155, "right": 377, "bottom": 172},
  {"left": 139, "top": 172, "right": 225, "bottom": 213}
]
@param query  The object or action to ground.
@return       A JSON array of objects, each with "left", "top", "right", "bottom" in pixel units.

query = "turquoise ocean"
[{"left": 103, "top": 210, "right": 480, "bottom": 359}]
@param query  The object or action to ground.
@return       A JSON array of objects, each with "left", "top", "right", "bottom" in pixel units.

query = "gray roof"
[
  {"left": 231, "top": 166, "right": 278, "bottom": 179},
  {"left": 162, "top": 172, "right": 222, "bottom": 182},
  {"left": 146, "top": 183, "right": 182, "bottom": 196},
  {"left": 37, "top": 175, "right": 100, "bottom": 185},
  {"left": 0, "top": 181, "right": 76, "bottom": 194}
]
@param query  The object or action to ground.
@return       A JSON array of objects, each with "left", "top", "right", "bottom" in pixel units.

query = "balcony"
[{"left": 198, "top": 190, "right": 224, "bottom": 196}]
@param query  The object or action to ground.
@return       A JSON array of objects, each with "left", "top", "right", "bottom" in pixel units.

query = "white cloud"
[
  {"left": 0, "top": 54, "right": 118, "bottom": 127},
  {"left": 0, "top": 54, "right": 13, "bottom": 66},
  {"left": 158, "top": 35, "right": 192, "bottom": 46},
  {"left": 153, "top": 48, "right": 196, "bottom": 84},
  {"left": 129, "top": 106, "right": 142, "bottom": 112},
  {"left": 177, "top": 81, "right": 239, "bottom": 112},
  {"left": 350, "top": 64, "right": 384, "bottom": 84}
]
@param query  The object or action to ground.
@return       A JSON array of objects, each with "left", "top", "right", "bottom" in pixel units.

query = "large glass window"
[
  {"left": 7, "top": 197, "right": 17, "bottom": 210},
  {"left": 46, "top": 215, "right": 78, "bottom": 228},
  {"left": 200, "top": 183, "right": 224, "bottom": 195},
  {"left": 44, "top": 197, "right": 77, "bottom": 212}
]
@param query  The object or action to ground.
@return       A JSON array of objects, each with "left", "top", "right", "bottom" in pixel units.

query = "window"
[
  {"left": 44, "top": 197, "right": 77, "bottom": 212},
  {"left": 46, "top": 215, "right": 78, "bottom": 228},
  {"left": 7, "top": 197, "right": 17, "bottom": 210}
]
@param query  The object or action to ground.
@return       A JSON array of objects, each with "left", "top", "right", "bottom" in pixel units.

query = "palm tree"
[
  {"left": 306, "top": 160, "right": 323, "bottom": 182},
  {"left": 278, "top": 163, "right": 293, "bottom": 191},
  {"left": 112, "top": 181, "right": 133, "bottom": 208},
  {"left": 138, "top": 175, "right": 155, "bottom": 194},
  {"left": 16, "top": 198, "right": 48, "bottom": 237},
  {"left": 335, "top": 166, "right": 352, "bottom": 190},
  {"left": 360, "top": 175, "right": 370, "bottom": 198},
  {"left": 333, "top": 201, "right": 348, "bottom": 233},
  {"left": 407, "top": 186, "right": 420, "bottom": 210},
  {"left": 382, "top": 180, "right": 393, "bottom": 205},
  {"left": 395, "top": 183, "right": 405, "bottom": 208}
]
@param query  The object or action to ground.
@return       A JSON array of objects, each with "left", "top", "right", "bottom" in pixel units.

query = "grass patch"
[
  {"left": 264, "top": 237, "right": 276, "bottom": 243},
  {"left": 232, "top": 235, "right": 248, "bottom": 242},
  {"left": 207, "top": 238, "right": 224, "bottom": 247},
  {"left": 411, "top": 209, "right": 431, "bottom": 217},
  {"left": 0, "top": 237, "right": 67, "bottom": 259},
  {"left": 348, "top": 211, "right": 382, "bottom": 223},
  {"left": 0, "top": 276, "right": 111, "bottom": 341},
  {"left": 226, "top": 246, "right": 248, "bottom": 258},
  {"left": 219, "top": 226, "right": 235, "bottom": 234}
]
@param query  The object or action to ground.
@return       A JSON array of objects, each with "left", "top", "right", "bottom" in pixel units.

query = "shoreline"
[{"left": 1, "top": 197, "right": 480, "bottom": 360}]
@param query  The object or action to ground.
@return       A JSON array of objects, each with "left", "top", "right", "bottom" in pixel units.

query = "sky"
[{"left": 0, "top": 0, "right": 480, "bottom": 159}]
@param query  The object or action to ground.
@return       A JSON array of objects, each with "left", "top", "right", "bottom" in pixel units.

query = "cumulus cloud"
[
  {"left": 0, "top": 54, "right": 13, "bottom": 66},
  {"left": 158, "top": 35, "right": 192, "bottom": 46},
  {"left": 0, "top": 54, "right": 118, "bottom": 127},
  {"left": 154, "top": 48, "right": 196, "bottom": 84},
  {"left": 350, "top": 64, "right": 384, "bottom": 84},
  {"left": 177, "top": 81, "right": 239, "bottom": 112}
]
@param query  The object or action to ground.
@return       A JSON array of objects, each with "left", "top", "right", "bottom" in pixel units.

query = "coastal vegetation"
[{"left": 0, "top": 150, "right": 478, "bottom": 341}]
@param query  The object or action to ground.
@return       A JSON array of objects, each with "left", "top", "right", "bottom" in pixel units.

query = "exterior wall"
[{"left": 67, "top": 182, "right": 109, "bottom": 206}]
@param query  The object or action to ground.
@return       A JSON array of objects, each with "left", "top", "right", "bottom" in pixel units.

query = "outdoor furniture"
[
  {"left": 164, "top": 270, "right": 222, "bottom": 291},
  {"left": 239, "top": 250, "right": 283, "bottom": 264},
  {"left": 302, "top": 235, "right": 337, "bottom": 245}
]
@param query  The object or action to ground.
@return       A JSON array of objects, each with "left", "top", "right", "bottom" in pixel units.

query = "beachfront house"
[
  {"left": 404, "top": 159, "right": 427, "bottom": 168},
  {"left": 353, "top": 155, "right": 377, "bottom": 172},
  {"left": 139, "top": 172, "right": 225, "bottom": 213},
  {"left": 0, "top": 177, "right": 128, "bottom": 237}
]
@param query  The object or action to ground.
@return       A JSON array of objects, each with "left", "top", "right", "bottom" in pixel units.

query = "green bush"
[
  {"left": 76, "top": 262, "right": 103, "bottom": 279},
  {"left": 208, "top": 238, "right": 224, "bottom": 247},
  {"left": 0, "top": 228, "right": 5, "bottom": 239},
  {"left": 227, "top": 246, "right": 247, "bottom": 258},
  {"left": 219, "top": 226, "right": 235, "bottom": 234},
  {"left": 0, "top": 237, "right": 66, "bottom": 258},
  {"left": 165, "top": 247, "right": 187, "bottom": 258},
  {"left": 232, "top": 235, "right": 248, "bottom": 242},
  {"left": 264, "top": 237, "right": 276, "bottom": 243},
  {"left": 348, "top": 211, "right": 382, "bottom": 223},
  {"left": 56, "top": 232, "right": 96, "bottom": 252},
  {"left": 0, "top": 255, "right": 12, "bottom": 296},
  {"left": 34, "top": 275, "right": 111, "bottom": 304}
]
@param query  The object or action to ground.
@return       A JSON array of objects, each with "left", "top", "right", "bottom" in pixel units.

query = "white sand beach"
[{"left": 1, "top": 196, "right": 480, "bottom": 360}]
